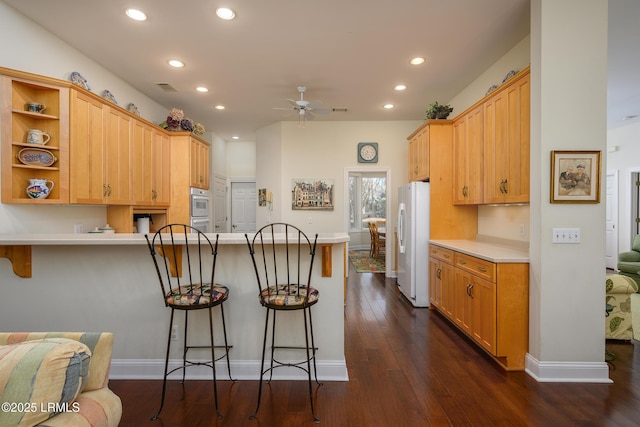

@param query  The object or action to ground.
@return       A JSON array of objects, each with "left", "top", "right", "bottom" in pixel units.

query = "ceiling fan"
[{"left": 273, "top": 86, "right": 330, "bottom": 126}]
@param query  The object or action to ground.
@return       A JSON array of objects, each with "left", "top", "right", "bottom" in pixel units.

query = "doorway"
[
  {"left": 230, "top": 180, "right": 257, "bottom": 233},
  {"left": 344, "top": 167, "right": 392, "bottom": 277},
  {"left": 605, "top": 170, "right": 618, "bottom": 269}
]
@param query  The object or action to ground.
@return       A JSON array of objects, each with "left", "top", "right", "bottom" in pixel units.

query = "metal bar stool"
[
  {"left": 245, "top": 223, "right": 322, "bottom": 423},
  {"left": 145, "top": 224, "right": 234, "bottom": 420}
]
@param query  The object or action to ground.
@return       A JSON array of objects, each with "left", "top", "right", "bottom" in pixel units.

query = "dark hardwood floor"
[{"left": 111, "top": 264, "right": 640, "bottom": 426}]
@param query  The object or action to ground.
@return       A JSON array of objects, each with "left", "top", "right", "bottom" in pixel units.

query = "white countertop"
[
  {"left": 0, "top": 232, "right": 350, "bottom": 246},
  {"left": 429, "top": 239, "right": 529, "bottom": 263}
]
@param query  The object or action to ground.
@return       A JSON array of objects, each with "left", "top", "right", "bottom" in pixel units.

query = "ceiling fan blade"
[
  {"left": 286, "top": 99, "right": 299, "bottom": 107},
  {"left": 307, "top": 100, "right": 323, "bottom": 109},
  {"left": 312, "top": 108, "right": 331, "bottom": 115},
  {"left": 305, "top": 111, "right": 316, "bottom": 120},
  {"left": 273, "top": 107, "right": 294, "bottom": 110}
]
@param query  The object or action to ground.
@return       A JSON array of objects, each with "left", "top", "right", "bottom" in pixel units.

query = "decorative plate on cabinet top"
[
  {"left": 70, "top": 71, "right": 91, "bottom": 90},
  {"left": 485, "top": 84, "right": 498, "bottom": 95},
  {"left": 501, "top": 69, "right": 518, "bottom": 84},
  {"left": 16, "top": 147, "right": 57, "bottom": 167},
  {"left": 127, "top": 103, "right": 141, "bottom": 116},
  {"left": 102, "top": 90, "right": 118, "bottom": 105}
]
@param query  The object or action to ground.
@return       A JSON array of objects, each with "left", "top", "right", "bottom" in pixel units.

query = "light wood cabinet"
[
  {"left": 1, "top": 72, "right": 69, "bottom": 203},
  {"left": 429, "top": 243, "right": 529, "bottom": 371},
  {"left": 132, "top": 120, "right": 170, "bottom": 207},
  {"left": 168, "top": 133, "right": 211, "bottom": 225},
  {"left": 190, "top": 138, "right": 210, "bottom": 189},
  {"left": 483, "top": 71, "right": 530, "bottom": 204},
  {"left": 69, "top": 89, "right": 132, "bottom": 205},
  {"left": 452, "top": 105, "right": 483, "bottom": 205},
  {"left": 429, "top": 245, "right": 454, "bottom": 318},
  {"left": 407, "top": 126, "right": 429, "bottom": 181}
]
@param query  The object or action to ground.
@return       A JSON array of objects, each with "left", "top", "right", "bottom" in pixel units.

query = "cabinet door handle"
[
  {"left": 467, "top": 283, "right": 474, "bottom": 298},
  {"left": 436, "top": 268, "right": 441, "bottom": 279},
  {"left": 103, "top": 184, "right": 108, "bottom": 197},
  {"left": 503, "top": 179, "right": 508, "bottom": 194},
  {"left": 107, "top": 184, "right": 112, "bottom": 196},
  {"left": 499, "top": 179, "right": 505, "bottom": 194}
]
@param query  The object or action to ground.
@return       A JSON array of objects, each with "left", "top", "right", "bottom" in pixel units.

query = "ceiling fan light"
[{"left": 216, "top": 7, "right": 236, "bottom": 20}]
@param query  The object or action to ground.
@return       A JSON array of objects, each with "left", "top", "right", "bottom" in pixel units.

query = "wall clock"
[{"left": 358, "top": 142, "right": 378, "bottom": 163}]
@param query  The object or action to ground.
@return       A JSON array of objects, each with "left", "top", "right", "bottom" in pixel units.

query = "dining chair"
[
  {"left": 245, "top": 223, "right": 322, "bottom": 423},
  {"left": 371, "top": 222, "right": 386, "bottom": 259},
  {"left": 145, "top": 224, "right": 234, "bottom": 420}
]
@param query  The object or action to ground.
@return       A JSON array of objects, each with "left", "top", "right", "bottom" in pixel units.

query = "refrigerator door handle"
[{"left": 398, "top": 202, "right": 406, "bottom": 253}]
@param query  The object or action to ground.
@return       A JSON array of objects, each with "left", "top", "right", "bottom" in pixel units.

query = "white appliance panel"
[{"left": 396, "top": 182, "right": 430, "bottom": 307}]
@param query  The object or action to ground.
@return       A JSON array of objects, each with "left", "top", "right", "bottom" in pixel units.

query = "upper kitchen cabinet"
[
  {"left": 190, "top": 137, "right": 210, "bottom": 190},
  {"left": 407, "top": 124, "right": 429, "bottom": 182},
  {"left": 483, "top": 69, "right": 530, "bottom": 204},
  {"left": 132, "top": 120, "right": 170, "bottom": 207},
  {"left": 1, "top": 70, "right": 70, "bottom": 203},
  {"left": 452, "top": 106, "right": 483, "bottom": 205},
  {"left": 69, "top": 88, "right": 133, "bottom": 205}
]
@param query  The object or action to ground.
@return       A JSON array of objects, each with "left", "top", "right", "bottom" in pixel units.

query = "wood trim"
[
  {"left": 0, "top": 245, "right": 32, "bottom": 278},
  {"left": 321, "top": 244, "right": 332, "bottom": 277}
]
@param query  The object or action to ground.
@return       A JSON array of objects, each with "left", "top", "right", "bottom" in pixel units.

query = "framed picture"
[
  {"left": 291, "top": 178, "right": 334, "bottom": 210},
  {"left": 550, "top": 150, "right": 601, "bottom": 203}
]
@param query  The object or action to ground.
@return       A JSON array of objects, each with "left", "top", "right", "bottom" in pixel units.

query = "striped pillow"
[{"left": 0, "top": 338, "right": 91, "bottom": 427}]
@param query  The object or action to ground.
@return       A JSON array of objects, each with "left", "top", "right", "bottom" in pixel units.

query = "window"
[{"left": 349, "top": 172, "right": 386, "bottom": 232}]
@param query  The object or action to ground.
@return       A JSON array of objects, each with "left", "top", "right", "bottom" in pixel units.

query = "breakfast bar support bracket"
[
  {"left": 321, "top": 244, "right": 332, "bottom": 277},
  {"left": 0, "top": 245, "right": 32, "bottom": 278}
]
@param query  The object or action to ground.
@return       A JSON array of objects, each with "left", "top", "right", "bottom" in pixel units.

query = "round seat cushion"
[
  {"left": 260, "top": 284, "right": 319, "bottom": 308},
  {"left": 166, "top": 283, "right": 229, "bottom": 307},
  {"left": 0, "top": 338, "right": 91, "bottom": 427}
]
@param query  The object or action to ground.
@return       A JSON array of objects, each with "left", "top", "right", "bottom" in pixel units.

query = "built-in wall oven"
[{"left": 190, "top": 188, "right": 211, "bottom": 233}]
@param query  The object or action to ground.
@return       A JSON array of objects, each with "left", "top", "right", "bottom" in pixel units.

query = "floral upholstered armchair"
[{"left": 605, "top": 275, "right": 639, "bottom": 340}]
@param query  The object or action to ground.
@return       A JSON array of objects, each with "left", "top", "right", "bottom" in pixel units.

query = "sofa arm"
[
  {"left": 618, "top": 251, "right": 640, "bottom": 263},
  {"left": 0, "top": 332, "right": 114, "bottom": 391},
  {"left": 606, "top": 275, "right": 639, "bottom": 295}
]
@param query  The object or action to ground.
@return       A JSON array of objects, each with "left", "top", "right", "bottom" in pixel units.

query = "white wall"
[
  {"left": 607, "top": 121, "right": 640, "bottom": 252},
  {"left": 226, "top": 140, "right": 256, "bottom": 177}
]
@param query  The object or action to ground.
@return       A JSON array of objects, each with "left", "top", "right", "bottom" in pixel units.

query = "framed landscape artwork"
[{"left": 550, "top": 150, "right": 601, "bottom": 203}]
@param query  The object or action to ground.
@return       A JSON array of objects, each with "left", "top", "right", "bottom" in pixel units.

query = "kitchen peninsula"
[{"left": 0, "top": 232, "right": 349, "bottom": 381}]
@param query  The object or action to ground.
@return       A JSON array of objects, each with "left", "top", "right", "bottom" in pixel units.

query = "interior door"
[
  {"left": 231, "top": 181, "right": 257, "bottom": 233},
  {"left": 213, "top": 175, "right": 228, "bottom": 233},
  {"left": 605, "top": 170, "right": 618, "bottom": 269}
]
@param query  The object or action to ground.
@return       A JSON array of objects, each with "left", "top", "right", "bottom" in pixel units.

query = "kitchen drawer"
[
  {"left": 429, "top": 244, "right": 454, "bottom": 264},
  {"left": 454, "top": 252, "right": 496, "bottom": 283}
]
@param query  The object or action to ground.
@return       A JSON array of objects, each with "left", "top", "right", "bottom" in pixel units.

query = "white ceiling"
[{"left": 3, "top": 0, "right": 636, "bottom": 142}]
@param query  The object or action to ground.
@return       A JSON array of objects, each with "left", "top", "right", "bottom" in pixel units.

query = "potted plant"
[{"left": 425, "top": 101, "right": 454, "bottom": 120}]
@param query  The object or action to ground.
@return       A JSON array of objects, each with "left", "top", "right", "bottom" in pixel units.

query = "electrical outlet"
[
  {"left": 171, "top": 324, "right": 179, "bottom": 341},
  {"left": 552, "top": 228, "right": 581, "bottom": 244},
  {"left": 307, "top": 217, "right": 313, "bottom": 224}
]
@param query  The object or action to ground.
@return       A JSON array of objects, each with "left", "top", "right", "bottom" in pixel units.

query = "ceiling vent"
[
  {"left": 155, "top": 82, "right": 178, "bottom": 92},
  {"left": 332, "top": 108, "right": 348, "bottom": 112}
]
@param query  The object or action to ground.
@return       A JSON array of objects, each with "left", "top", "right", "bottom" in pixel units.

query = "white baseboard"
[
  {"left": 525, "top": 353, "right": 612, "bottom": 383},
  {"left": 110, "top": 358, "right": 349, "bottom": 381}
]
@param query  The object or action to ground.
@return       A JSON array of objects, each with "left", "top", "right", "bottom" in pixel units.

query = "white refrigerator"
[{"left": 397, "top": 182, "right": 430, "bottom": 307}]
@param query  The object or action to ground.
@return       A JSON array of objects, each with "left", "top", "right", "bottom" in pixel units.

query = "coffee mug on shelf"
[
  {"left": 26, "top": 129, "right": 51, "bottom": 145},
  {"left": 26, "top": 102, "right": 46, "bottom": 113}
]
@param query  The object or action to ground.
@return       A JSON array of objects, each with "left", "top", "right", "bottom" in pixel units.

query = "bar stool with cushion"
[
  {"left": 145, "top": 224, "right": 234, "bottom": 420},
  {"left": 245, "top": 222, "right": 322, "bottom": 423}
]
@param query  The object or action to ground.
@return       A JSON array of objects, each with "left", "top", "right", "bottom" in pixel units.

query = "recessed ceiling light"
[
  {"left": 214, "top": 105, "right": 226, "bottom": 110},
  {"left": 232, "top": 136, "right": 239, "bottom": 140},
  {"left": 125, "top": 9, "right": 147, "bottom": 21},
  {"left": 383, "top": 104, "right": 395, "bottom": 110},
  {"left": 196, "top": 86, "right": 209, "bottom": 93},
  {"left": 410, "top": 57, "right": 426, "bottom": 65},
  {"left": 168, "top": 59, "right": 184, "bottom": 68},
  {"left": 216, "top": 7, "right": 236, "bottom": 20},
  {"left": 394, "top": 84, "right": 407, "bottom": 91}
]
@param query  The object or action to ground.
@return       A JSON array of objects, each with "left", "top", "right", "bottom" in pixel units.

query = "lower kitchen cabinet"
[{"left": 429, "top": 243, "right": 528, "bottom": 371}]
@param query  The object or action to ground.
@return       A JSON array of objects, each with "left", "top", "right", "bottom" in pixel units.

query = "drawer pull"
[
  {"left": 477, "top": 267, "right": 487, "bottom": 272},
  {"left": 459, "top": 259, "right": 467, "bottom": 265},
  {"left": 444, "top": 254, "right": 450, "bottom": 259}
]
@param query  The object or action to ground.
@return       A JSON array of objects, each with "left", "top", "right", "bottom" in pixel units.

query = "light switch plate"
[{"left": 552, "top": 228, "right": 581, "bottom": 244}]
